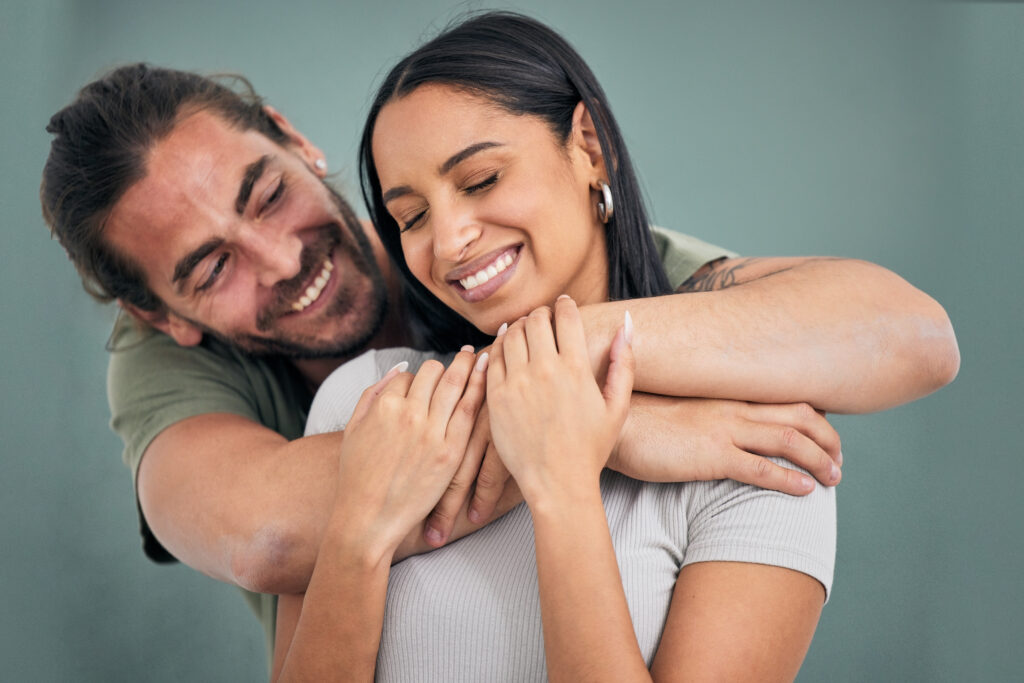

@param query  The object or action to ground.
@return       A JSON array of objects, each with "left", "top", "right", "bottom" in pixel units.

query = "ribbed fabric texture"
[{"left": 306, "top": 349, "right": 836, "bottom": 681}]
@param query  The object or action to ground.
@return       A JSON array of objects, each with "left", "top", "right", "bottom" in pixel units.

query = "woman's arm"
[
  {"left": 581, "top": 256, "right": 960, "bottom": 414},
  {"left": 271, "top": 349, "right": 487, "bottom": 681},
  {"left": 485, "top": 298, "right": 652, "bottom": 679},
  {"left": 488, "top": 298, "right": 834, "bottom": 681}
]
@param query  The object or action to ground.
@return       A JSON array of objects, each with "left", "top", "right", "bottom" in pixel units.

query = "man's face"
[{"left": 105, "top": 110, "right": 387, "bottom": 359}]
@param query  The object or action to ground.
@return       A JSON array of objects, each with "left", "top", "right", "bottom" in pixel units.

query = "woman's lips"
[{"left": 447, "top": 246, "right": 520, "bottom": 303}]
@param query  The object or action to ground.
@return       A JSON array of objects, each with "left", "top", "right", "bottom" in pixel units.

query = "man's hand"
[{"left": 611, "top": 394, "right": 842, "bottom": 495}]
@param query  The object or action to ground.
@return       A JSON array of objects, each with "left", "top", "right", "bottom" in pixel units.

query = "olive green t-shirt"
[{"left": 105, "top": 226, "right": 734, "bottom": 655}]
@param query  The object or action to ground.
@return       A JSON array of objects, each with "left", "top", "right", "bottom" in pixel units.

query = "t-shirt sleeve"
[
  {"left": 107, "top": 325, "right": 262, "bottom": 480},
  {"left": 682, "top": 457, "right": 837, "bottom": 600},
  {"left": 649, "top": 225, "right": 738, "bottom": 289},
  {"left": 305, "top": 348, "right": 453, "bottom": 436}
]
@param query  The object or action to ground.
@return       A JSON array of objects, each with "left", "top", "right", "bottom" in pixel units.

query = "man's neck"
[{"left": 292, "top": 224, "right": 410, "bottom": 389}]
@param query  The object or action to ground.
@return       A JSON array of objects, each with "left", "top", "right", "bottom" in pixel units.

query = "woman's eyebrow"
[
  {"left": 438, "top": 141, "right": 502, "bottom": 175},
  {"left": 382, "top": 141, "right": 504, "bottom": 205}
]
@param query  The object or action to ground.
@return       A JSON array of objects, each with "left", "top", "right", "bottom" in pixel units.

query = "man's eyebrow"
[
  {"left": 235, "top": 154, "right": 270, "bottom": 215},
  {"left": 172, "top": 237, "right": 225, "bottom": 292},
  {"left": 381, "top": 142, "right": 502, "bottom": 205}
]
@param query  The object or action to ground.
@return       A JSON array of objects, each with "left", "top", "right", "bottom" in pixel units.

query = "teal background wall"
[{"left": 2, "top": 1, "right": 1020, "bottom": 680}]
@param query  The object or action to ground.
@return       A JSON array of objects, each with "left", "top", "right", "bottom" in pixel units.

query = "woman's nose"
[{"left": 432, "top": 210, "right": 482, "bottom": 263}]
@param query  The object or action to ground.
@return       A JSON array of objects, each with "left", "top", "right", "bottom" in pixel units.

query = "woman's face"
[{"left": 372, "top": 84, "right": 609, "bottom": 334}]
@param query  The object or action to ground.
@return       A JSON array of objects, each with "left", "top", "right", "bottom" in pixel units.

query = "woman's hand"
[
  {"left": 334, "top": 346, "right": 488, "bottom": 560},
  {"left": 486, "top": 296, "right": 634, "bottom": 504},
  {"left": 611, "top": 395, "right": 842, "bottom": 494}
]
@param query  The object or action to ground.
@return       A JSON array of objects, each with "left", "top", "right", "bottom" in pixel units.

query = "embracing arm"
[{"left": 581, "top": 256, "right": 959, "bottom": 414}]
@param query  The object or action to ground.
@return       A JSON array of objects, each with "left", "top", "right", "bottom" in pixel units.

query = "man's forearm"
[
  {"left": 137, "top": 413, "right": 455, "bottom": 595},
  {"left": 581, "top": 257, "right": 959, "bottom": 414}
]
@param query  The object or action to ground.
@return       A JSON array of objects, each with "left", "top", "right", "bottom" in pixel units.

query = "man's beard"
[{"left": 185, "top": 187, "right": 389, "bottom": 360}]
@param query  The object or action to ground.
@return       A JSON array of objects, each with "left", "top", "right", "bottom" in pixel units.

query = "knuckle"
[
  {"left": 753, "top": 456, "right": 773, "bottom": 480},
  {"left": 778, "top": 426, "right": 799, "bottom": 449}
]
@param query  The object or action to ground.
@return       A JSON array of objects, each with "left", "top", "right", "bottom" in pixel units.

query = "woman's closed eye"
[{"left": 464, "top": 172, "right": 499, "bottom": 194}]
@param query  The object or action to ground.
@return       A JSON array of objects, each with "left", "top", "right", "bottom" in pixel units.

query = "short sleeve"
[
  {"left": 682, "top": 457, "right": 837, "bottom": 600},
  {"left": 649, "top": 226, "right": 738, "bottom": 289},
  {"left": 107, "top": 324, "right": 262, "bottom": 479}
]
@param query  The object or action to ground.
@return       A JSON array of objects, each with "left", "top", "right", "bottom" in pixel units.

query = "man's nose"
[
  {"left": 432, "top": 206, "right": 482, "bottom": 263},
  {"left": 240, "top": 225, "right": 304, "bottom": 287}
]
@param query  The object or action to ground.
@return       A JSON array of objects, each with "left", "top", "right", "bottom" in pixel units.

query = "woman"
[{"left": 271, "top": 12, "right": 955, "bottom": 681}]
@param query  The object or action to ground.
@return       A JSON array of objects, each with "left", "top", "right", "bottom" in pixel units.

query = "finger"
[
  {"left": 346, "top": 361, "right": 409, "bottom": 425},
  {"left": 725, "top": 447, "right": 819, "bottom": 496},
  {"left": 487, "top": 331, "right": 507, "bottom": 388},
  {"left": 602, "top": 321, "right": 635, "bottom": 416},
  {"left": 743, "top": 402, "right": 842, "bottom": 464},
  {"left": 405, "top": 357, "right": 447, "bottom": 405},
  {"left": 468, "top": 442, "right": 511, "bottom": 525},
  {"left": 735, "top": 420, "right": 840, "bottom": 488},
  {"left": 424, "top": 394, "right": 490, "bottom": 547},
  {"left": 523, "top": 306, "right": 557, "bottom": 361},
  {"left": 552, "top": 295, "right": 589, "bottom": 364},
  {"left": 427, "top": 347, "right": 476, "bottom": 421},
  {"left": 501, "top": 317, "right": 529, "bottom": 372}
]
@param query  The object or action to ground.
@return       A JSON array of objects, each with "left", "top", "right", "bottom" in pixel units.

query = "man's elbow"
[
  {"left": 229, "top": 524, "right": 315, "bottom": 595},
  {"left": 906, "top": 297, "right": 960, "bottom": 397}
]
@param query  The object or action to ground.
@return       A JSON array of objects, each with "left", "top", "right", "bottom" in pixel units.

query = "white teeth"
[
  {"left": 459, "top": 251, "right": 514, "bottom": 290},
  {"left": 291, "top": 258, "right": 334, "bottom": 313}
]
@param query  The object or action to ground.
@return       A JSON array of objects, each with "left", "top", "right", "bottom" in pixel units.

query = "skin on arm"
[
  {"left": 271, "top": 348, "right": 489, "bottom": 681},
  {"left": 489, "top": 299, "right": 828, "bottom": 681},
  {"left": 580, "top": 256, "right": 960, "bottom": 414},
  {"left": 137, "top": 384, "right": 511, "bottom": 594}
]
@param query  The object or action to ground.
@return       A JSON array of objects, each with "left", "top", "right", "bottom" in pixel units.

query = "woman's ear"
[
  {"left": 263, "top": 105, "right": 329, "bottom": 177},
  {"left": 119, "top": 300, "right": 203, "bottom": 347},
  {"left": 570, "top": 101, "right": 608, "bottom": 178}
]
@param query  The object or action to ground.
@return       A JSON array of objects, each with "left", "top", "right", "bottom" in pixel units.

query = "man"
[{"left": 41, "top": 65, "right": 958, "bottom": 654}]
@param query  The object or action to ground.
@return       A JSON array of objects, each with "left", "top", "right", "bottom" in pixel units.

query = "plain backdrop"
[{"left": 2, "top": 1, "right": 1021, "bottom": 681}]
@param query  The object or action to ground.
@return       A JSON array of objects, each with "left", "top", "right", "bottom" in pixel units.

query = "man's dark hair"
[
  {"left": 359, "top": 11, "right": 673, "bottom": 351},
  {"left": 41, "top": 64, "right": 290, "bottom": 312}
]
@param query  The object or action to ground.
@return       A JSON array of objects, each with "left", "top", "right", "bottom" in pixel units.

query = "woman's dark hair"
[
  {"left": 359, "top": 11, "right": 673, "bottom": 351},
  {"left": 41, "top": 64, "right": 289, "bottom": 312}
]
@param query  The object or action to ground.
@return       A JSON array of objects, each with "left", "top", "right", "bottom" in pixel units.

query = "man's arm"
[{"left": 582, "top": 256, "right": 960, "bottom": 414}]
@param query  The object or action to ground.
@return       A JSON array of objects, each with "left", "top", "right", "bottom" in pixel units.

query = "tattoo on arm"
[{"left": 677, "top": 256, "right": 840, "bottom": 293}]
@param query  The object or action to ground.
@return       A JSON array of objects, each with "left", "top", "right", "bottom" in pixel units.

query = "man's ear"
[
  {"left": 570, "top": 101, "right": 608, "bottom": 178},
  {"left": 119, "top": 300, "right": 203, "bottom": 347},
  {"left": 263, "top": 105, "right": 329, "bottom": 177}
]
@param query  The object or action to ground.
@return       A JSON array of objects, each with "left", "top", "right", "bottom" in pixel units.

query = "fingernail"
[
  {"left": 468, "top": 506, "right": 482, "bottom": 524},
  {"left": 557, "top": 294, "right": 571, "bottom": 300},
  {"left": 623, "top": 310, "right": 633, "bottom": 345},
  {"left": 496, "top": 322, "right": 508, "bottom": 337},
  {"left": 800, "top": 476, "right": 815, "bottom": 493},
  {"left": 460, "top": 344, "right": 475, "bottom": 353},
  {"left": 474, "top": 351, "right": 489, "bottom": 373},
  {"left": 836, "top": 450, "right": 844, "bottom": 467},
  {"left": 425, "top": 526, "right": 443, "bottom": 545},
  {"left": 386, "top": 361, "right": 409, "bottom": 375},
  {"left": 831, "top": 463, "right": 841, "bottom": 484}
]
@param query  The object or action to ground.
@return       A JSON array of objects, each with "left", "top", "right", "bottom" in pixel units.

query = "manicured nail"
[
  {"left": 557, "top": 294, "right": 571, "bottom": 300},
  {"left": 460, "top": 345, "right": 475, "bottom": 353},
  {"left": 386, "top": 361, "right": 409, "bottom": 375},
  {"left": 474, "top": 351, "right": 490, "bottom": 373},
  {"left": 424, "top": 525, "right": 443, "bottom": 545},
  {"left": 623, "top": 310, "right": 633, "bottom": 345},
  {"left": 497, "top": 322, "right": 508, "bottom": 337}
]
